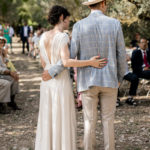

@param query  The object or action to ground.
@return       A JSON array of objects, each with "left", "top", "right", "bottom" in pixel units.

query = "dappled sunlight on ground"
[{"left": 0, "top": 38, "right": 150, "bottom": 150}]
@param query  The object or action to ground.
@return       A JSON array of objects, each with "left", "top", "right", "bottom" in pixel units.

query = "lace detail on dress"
[{"left": 40, "top": 32, "right": 69, "bottom": 66}]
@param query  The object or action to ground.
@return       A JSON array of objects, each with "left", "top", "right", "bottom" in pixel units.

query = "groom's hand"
[{"left": 42, "top": 70, "right": 52, "bottom": 81}]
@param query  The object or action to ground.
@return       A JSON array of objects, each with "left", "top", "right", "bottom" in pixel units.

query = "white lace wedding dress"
[{"left": 35, "top": 32, "right": 76, "bottom": 150}]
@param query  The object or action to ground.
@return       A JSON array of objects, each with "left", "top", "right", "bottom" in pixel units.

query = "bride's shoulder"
[
  {"left": 40, "top": 31, "right": 52, "bottom": 43},
  {"left": 62, "top": 32, "right": 69, "bottom": 37},
  {"left": 40, "top": 32, "right": 46, "bottom": 41},
  {"left": 41, "top": 31, "right": 49, "bottom": 39},
  {"left": 59, "top": 32, "right": 70, "bottom": 41},
  {"left": 59, "top": 32, "right": 70, "bottom": 46},
  {"left": 39, "top": 31, "right": 50, "bottom": 47}
]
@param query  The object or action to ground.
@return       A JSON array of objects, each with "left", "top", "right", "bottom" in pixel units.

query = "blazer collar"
[{"left": 90, "top": 10, "right": 104, "bottom": 16}]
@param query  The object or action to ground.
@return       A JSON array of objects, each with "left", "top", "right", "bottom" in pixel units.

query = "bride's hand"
[{"left": 90, "top": 56, "right": 107, "bottom": 68}]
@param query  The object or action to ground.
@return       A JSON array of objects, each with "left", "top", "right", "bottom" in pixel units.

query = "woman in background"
[{"left": 3, "top": 23, "right": 11, "bottom": 45}]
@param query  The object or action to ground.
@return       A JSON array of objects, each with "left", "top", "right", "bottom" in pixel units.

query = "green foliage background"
[{"left": 0, "top": 0, "right": 150, "bottom": 44}]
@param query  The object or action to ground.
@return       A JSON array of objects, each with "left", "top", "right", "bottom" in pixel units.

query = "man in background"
[{"left": 20, "top": 22, "right": 30, "bottom": 54}]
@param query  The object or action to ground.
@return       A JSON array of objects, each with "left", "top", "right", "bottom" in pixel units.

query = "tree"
[
  {"left": 0, "top": 0, "right": 150, "bottom": 42},
  {"left": 107, "top": 0, "right": 150, "bottom": 43}
]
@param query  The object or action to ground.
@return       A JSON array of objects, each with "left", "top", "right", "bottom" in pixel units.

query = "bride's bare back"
[
  {"left": 40, "top": 30, "right": 65, "bottom": 68},
  {"left": 43, "top": 30, "right": 58, "bottom": 63}
]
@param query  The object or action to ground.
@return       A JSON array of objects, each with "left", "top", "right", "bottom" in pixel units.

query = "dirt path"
[{"left": 0, "top": 38, "right": 150, "bottom": 150}]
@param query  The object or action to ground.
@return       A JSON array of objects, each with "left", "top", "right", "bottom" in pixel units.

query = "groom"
[{"left": 42, "top": 0, "right": 126, "bottom": 149}]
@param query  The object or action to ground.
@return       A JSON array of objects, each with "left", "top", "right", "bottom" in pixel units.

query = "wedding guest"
[
  {"left": 29, "top": 25, "right": 33, "bottom": 33},
  {"left": 0, "top": 36, "right": 20, "bottom": 110},
  {"left": 0, "top": 23, "right": 2, "bottom": 30},
  {"left": 3, "top": 23, "right": 11, "bottom": 44},
  {"left": 8, "top": 24, "right": 15, "bottom": 53},
  {"left": 32, "top": 29, "right": 42, "bottom": 58},
  {"left": 28, "top": 32, "right": 34, "bottom": 57},
  {"left": 117, "top": 66, "right": 139, "bottom": 107},
  {"left": 0, "top": 29, "right": 4, "bottom": 36},
  {"left": 131, "top": 38, "right": 150, "bottom": 80},
  {"left": 130, "top": 33, "right": 140, "bottom": 49},
  {"left": 20, "top": 22, "right": 30, "bottom": 54},
  {"left": 117, "top": 53, "right": 139, "bottom": 107},
  {"left": 148, "top": 39, "right": 150, "bottom": 49},
  {"left": 0, "top": 79, "right": 11, "bottom": 114}
]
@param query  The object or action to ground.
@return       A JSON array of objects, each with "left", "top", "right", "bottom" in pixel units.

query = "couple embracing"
[{"left": 35, "top": 0, "right": 126, "bottom": 150}]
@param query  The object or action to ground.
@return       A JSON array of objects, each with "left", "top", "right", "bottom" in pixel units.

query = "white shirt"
[
  {"left": 24, "top": 26, "right": 28, "bottom": 37},
  {"left": 140, "top": 49, "right": 146, "bottom": 58},
  {"left": 9, "top": 26, "right": 14, "bottom": 37},
  {"left": 140, "top": 49, "right": 146, "bottom": 68}
]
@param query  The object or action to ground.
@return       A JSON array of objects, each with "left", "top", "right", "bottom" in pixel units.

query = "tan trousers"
[
  {"left": 0, "top": 75, "right": 19, "bottom": 96},
  {"left": 81, "top": 86, "right": 117, "bottom": 150}
]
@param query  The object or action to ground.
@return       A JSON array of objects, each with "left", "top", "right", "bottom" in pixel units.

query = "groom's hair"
[{"left": 48, "top": 5, "right": 70, "bottom": 26}]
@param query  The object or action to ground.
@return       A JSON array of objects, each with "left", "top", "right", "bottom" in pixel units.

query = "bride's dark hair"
[{"left": 48, "top": 5, "right": 70, "bottom": 26}]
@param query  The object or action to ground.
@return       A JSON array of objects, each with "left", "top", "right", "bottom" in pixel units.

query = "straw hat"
[
  {"left": 0, "top": 36, "right": 7, "bottom": 44},
  {"left": 82, "top": 0, "right": 104, "bottom": 6}
]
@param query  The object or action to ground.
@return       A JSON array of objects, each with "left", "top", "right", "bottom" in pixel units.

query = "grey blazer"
[{"left": 48, "top": 10, "right": 126, "bottom": 92}]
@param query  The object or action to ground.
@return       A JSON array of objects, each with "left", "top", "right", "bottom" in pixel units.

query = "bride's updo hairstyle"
[{"left": 48, "top": 5, "right": 70, "bottom": 26}]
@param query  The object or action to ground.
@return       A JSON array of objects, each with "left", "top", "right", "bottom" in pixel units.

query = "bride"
[{"left": 35, "top": 5, "right": 107, "bottom": 150}]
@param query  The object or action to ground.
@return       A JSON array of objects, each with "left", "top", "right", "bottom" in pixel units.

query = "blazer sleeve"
[
  {"left": 116, "top": 21, "right": 126, "bottom": 83},
  {"left": 48, "top": 60, "right": 65, "bottom": 78}
]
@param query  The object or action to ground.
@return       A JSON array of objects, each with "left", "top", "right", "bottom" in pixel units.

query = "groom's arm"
[
  {"left": 48, "top": 60, "right": 65, "bottom": 78},
  {"left": 42, "top": 60, "right": 65, "bottom": 81}
]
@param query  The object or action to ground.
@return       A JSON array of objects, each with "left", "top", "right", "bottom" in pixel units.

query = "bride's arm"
[{"left": 60, "top": 44, "right": 107, "bottom": 68}]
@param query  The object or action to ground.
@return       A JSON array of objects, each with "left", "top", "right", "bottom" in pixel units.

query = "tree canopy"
[{"left": 0, "top": 0, "right": 150, "bottom": 43}]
